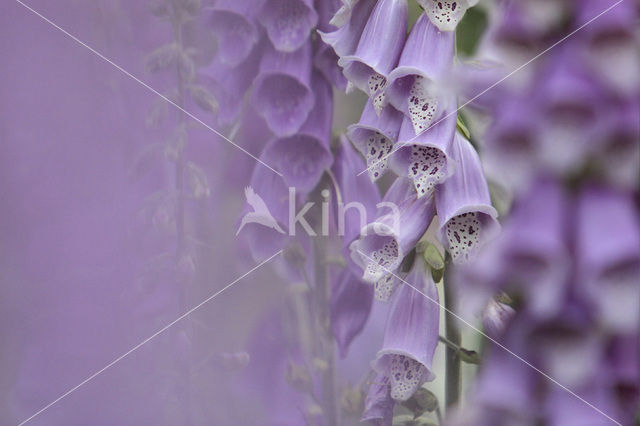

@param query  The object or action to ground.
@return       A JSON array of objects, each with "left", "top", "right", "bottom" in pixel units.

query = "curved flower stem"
[{"left": 443, "top": 264, "right": 461, "bottom": 410}]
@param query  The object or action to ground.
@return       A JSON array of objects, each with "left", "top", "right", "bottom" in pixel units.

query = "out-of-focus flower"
[
  {"left": 251, "top": 41, "right": 315, "bottom": 136},
  {"left": 263, "top": 72, "right": 334, "bottom": 191},
  {"left": 207, "top": 0, "right": 261, "bottom": 66},
  {"left": 260, "top": 0, "right": 319, "bottom": 52}
]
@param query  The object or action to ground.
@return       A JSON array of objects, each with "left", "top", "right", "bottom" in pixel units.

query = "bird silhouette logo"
[{"left": 236, "top": 186, "right": 286, "bottom": 236}]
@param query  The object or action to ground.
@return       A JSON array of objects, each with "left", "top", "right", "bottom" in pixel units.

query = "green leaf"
[{"left": 456, "top": 114, "right": 471, "bottom": 140}]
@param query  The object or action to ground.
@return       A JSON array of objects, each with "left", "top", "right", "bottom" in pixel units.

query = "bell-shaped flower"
[
  {"left": 435, "top": 133, "right": 499, "bottom": 263},
  {"left": 330, "top": 267, "right": 374, "bottom": 358},
  {"left": 361, "top": 372, "right": 395, "bottom": 425},
  {"left": 251, "top": 40, "right": 315, "bottom": 136},
  {"left": 200, "top": 43, "right": 261, "bottom": 127},
  {"left": 417, "top": 0, "right": 479, "bottom": 32},
  {"left": 372, "top": 256, "right": 439, "bottom": 401},
  {"left": 500, "top": 177, "right": 570, "bottom": 319},
  {"left": 350, "top": 177, "right": 436, "bottom": 283},
  {"left": 263, "top": 72, "right": 334, "bottom": 191},
  {"left": 347, "top": 100, "right": 403, "bottom": 182},
  {"left": 386, "top": 13, "right": 454, "bottom": 134},
  {"left": 207, "top": 0, "right": 261, "bottom": 66},
  {"left": 575, "top": 186, "right": 640, "bottom": 334},
  {"left": 481, "top": 298, "right": 515, "bottom": 339},
  {"left": 259, "top": 0, "right": 318, "bottom": 52},
  {"left": 390, "top": 94, "right": 457, "bottom": 198},
  {"left": 338, "top": 0, "right": 407, "bottom": 108},
  {"left": 331, "top": 135, "right": 380, "bottom": 252},
  {"left": 318, "top": 0, "right": 377, "bottom": 59},
  {"left": 577, "top": 0, "right": 640, "bottom": 94}
]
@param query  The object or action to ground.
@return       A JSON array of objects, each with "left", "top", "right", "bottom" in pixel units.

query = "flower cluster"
[{"left": 451, "top": 0, "right": 640, "bottom": 424}]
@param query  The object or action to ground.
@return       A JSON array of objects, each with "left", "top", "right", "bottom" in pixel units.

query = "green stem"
[{"left": 444, "top": 265, "right": 461, "bottom": 410}]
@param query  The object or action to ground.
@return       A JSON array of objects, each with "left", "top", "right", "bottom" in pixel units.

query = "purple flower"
[
  {"left": 207, "top": 0, "right": 261, "bottom": 66},
  {"left": 390, "top": 95, "right": 457, "bottom": 198},
  {"left": 314, "top": 41, "right": 348, "bottom": 90},
  {"left": 500, "top": 177, "right": 570, "bottom": 319},
  {"left": 350, "top": 177, "right": 436, "bottom": 283},
  {"left": 372, "top": 257, "right": 439, "bottom": 401},
  {"left": 338, "top": 0, "right": 408, "bottom": 108},
  {"left": 251, "top": 40, "right": 315, "bottom": 136},
  {"left": 259, "top": 0, "right": 318, "bottom": 52},
  {"left": 201, "top": 45, "right": 261, "bottom": 127},
  {"left": 435, "top": 133, "right": 499, "bottom": 263},
  {"left": 330, "top": 267, "right": 374, "bottom": 358},
  {"left": 318, "top": 0, "right": 377, "bottom": 58},
  {"left": 577, "top": 0, "right": 640, "bottom": 94},
  {"left": 481, "top": 298, "right": 515, "bottom": 339},
  {"left": 418, "top": 0, "right": 479, "bottom": 32},
  {"left": 361, "top": 372, "right": 395, "bottom": 426},
  {"left": 346, "top": 100, "right": 403, "bottom": 181},
  {"left": 386, "top": 13, "right": 454, "bottom": 134},
  {"left": 575, "top": 186, "right": 640, "bottom": 334},
  {"left": 263, "top": 72, "right": 334, "bottom": 191}
]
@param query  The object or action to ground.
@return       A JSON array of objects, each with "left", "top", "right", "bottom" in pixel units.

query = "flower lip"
[{"left": 260, "top": 0, "right": 319, "bottom": 53}]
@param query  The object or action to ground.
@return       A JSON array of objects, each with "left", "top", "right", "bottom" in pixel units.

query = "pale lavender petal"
[
  {"left": 260, "top": 0, "right": 318, "bottom": 52},
  {"left": 330, "top": 267, "right": 374, "bottom": 358},
  {"left": 314, "top": 41, "right": 348, "bottom": 91},
  {"left": 386, "top": 13, "right": 454, "bottom": 133},
  {"left": 318, "top": 0, "right": 377, "bottom": 58},
  {"left": 435, "top": 133, "right": 499, "bottom": 263},
  {"left": 339, "top": 0, "right": 408, "bottom": 99},
  {"left": 347, "top": 101, "right": 403, "bottom": 181},
  {"left": 373, "top": 257, "right": 439, "bottom": 401},
  {"left": 481, "top": 298, "right": 515, "bottom": 339},
  {"left": 390, "top": 96, "right": 457, "bottom": 197},
  {"left": 252, "top": 41, "right": 315, "bottom": 136}
]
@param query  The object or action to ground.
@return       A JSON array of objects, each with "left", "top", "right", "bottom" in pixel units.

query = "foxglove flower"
[
  {"left": 331, "top": 135, "right": 380, "bottom": 252},
  {"left": 578, "top": 0, "right": 640, "bottom": 94},
  {"left": 390, "top": 95, "right": 457, "bottom": 198},
  {"left": 350, "top": 177, "right": 436, "bottom": 284},
  {"left": 500, "top": 177, "right": 570, "bottom": 319},
  {"left": 263, "top": 72, "right": 333, "bottom": 191},
  {"left": 418, "top": 0, "right": 479, "bottom": 32},
  {"left": 575, "top": 186, "right": 640, "bottom": 334},
  {"left": 251, "top": 41, "right": 314, "bottom": 136},
  {"left": 330, "top": 268, "right": 374, "bottom": 358},
  {"left": 361, "top": 373, "right": 395, "bottom": 426},
  {"left": 201, "top": 45, "right": 260, "bottom": 127},
  {"left": 339, "top": 0, "right": 407, "bottom": 109},
  {"left": 318, "top": 0, "right": 377, "bottom": 58},
  {"left": 481, "top": 298, "right": 515, "bottom": 339},
  {"left": 207, "top": 0, "right": 261, "bottom": 66},
  {"left": 259, "top": 0, "right": 318, "bottom": 52},
  {"left": 347, "top": 100, "right": 403, "bottom": 182},
  {"left": 314, "top": 42, "right": 348, "bottom": 91},
  {"left": 385, "top": 13, "right": 454, "bottom": 134},
  {"left": 372, "top": 257, "right": 439, "bottom": 401},
  {"left": 435, "top": 133, "right": 499, "bottom": 263}
]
